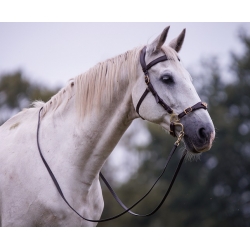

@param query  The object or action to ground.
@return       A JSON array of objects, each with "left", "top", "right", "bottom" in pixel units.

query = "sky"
[{"left": 1, "top": 22, "right": 250, "bottom": 90}]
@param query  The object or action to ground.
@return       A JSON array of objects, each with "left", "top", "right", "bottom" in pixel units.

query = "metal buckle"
[
  {"left": 184, "top": 107, "right": 192, "bottom": 115},
  {"left": 145, "top": 75, "right": 150, "bottom": 85}
]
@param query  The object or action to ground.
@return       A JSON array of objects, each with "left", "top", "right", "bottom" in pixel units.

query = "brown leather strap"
[
  {"left": 37, "top": 107, "right": 187, "bottom": 222},
  {"left": 170, "top": 102, "right": 208, "bottom": 137},
  {"left": 170, "top": 122, "right": 177, "bottom": 137},
  {"left": 100, "top": 146, "right": 187, "bottom": 217},
  {"left": 139, "top": 46, "right": 148, "bottom": 73},
  {"left": 147, "top": 82, "right": 173, "bottom": 114},
  {"left": 140, "top": 46, "right": 169, "bottom": 73},
  {"left": 136, "top": 88, "right": 150, "bottom": 120},
  {"left": 178, "top": 102, "right": 207, "bottom": 119},
  {"left": 136, "top": 46, "right": 173, "bottom": 118}
]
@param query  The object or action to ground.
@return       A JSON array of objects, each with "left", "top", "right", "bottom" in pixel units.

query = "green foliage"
[
  {"left": 99, "top": 31, "right": 250, "bottom": 227},
  {"left": 0, "top": 71, "right": 58, "bottom": 125}
]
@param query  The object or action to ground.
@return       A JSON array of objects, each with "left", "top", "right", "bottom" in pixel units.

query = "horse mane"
[
  {"left": 35, "top": 46, "right": 142, "bottom": 119},
  {"left": 33, "top": 45, "right": 184, "bottom": 119},
  {"left": 74, "top": 46, "right": 143, "bottom": 119}
]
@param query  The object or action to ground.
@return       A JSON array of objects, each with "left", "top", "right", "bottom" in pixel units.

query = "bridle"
[
  {"left": 36, "top": 46, "right": 208, "bottom": 223},
  {"left": 136, "top": 46, "right": 207, "bottom": 138}
]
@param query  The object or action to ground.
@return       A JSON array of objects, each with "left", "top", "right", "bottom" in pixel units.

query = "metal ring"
[
  {"left": 145, "top": 75, "right": 150, "bottom": 85},
  {"left": 170, "top": 113, "right": 179, "bottom": 123}
]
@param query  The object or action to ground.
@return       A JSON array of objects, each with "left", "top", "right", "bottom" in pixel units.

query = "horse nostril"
[{"left": 198, "top": 127, "right": 208, "bottom": 141}]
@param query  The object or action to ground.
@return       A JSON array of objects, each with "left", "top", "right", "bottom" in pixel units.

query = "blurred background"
[{"left": 1, "top": 22, "right": 250, "bottom": 226}]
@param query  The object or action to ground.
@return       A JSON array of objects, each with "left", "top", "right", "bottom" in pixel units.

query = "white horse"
[{"left": 0, "top": 26, "right": 215, "bottom": 226}]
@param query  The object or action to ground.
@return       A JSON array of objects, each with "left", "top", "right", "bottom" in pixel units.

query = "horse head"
[{"left": 132, "top": 26, "right": 215, "bottom": 154}]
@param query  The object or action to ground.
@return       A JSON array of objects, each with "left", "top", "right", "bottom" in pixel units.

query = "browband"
[{"left": 140, "top": 46, "right": 169, "bottom": 74}]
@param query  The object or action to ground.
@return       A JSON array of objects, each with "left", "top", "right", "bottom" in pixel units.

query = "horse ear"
[
  {"left": 147, "top": 26, "right": 170, "bottom": 54},
  {"left": 168, "top": 29, "right": 186, "bottom": 53}
]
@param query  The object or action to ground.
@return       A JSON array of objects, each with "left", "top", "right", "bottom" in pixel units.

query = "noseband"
[
  {"left": 36, "top": 46, "right": 208, "bottom": 223},
  {"left": 136, "top": 46, "right": 207, "bottom": 138}
]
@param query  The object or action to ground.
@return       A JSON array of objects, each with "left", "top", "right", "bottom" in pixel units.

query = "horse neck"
[
  {"left": 40, "top": 71, "right": 138, "bottom": 187},
  {"left": 76, "top": 81, "right": 136, "bottom": 170}
]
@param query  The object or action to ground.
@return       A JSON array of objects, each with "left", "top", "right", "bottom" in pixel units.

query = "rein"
[{"left": 36, "top": 46, "right": 207, "bottom": 223}]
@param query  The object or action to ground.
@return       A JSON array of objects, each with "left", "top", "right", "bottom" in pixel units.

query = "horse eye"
[{"left": 162, "top": 75, "right": 173, "bottom": 84}]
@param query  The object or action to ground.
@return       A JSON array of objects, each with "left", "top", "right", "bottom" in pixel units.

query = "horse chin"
[{"left": 183, "top": 136, "right": 212, "bottom": 154}]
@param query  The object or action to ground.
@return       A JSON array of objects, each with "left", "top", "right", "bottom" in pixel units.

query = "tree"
[{"left": 0, "top": 71, "right": 58, "bottom": 125}]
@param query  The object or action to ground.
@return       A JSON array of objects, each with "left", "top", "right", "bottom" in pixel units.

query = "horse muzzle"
[{"left": 183, "top": 123, "right": 215, "bottom": 154}]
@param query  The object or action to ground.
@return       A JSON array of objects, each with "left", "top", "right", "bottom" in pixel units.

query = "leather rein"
[{"left": 36, "top": 46, "right": 207, "bottom": 223}]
